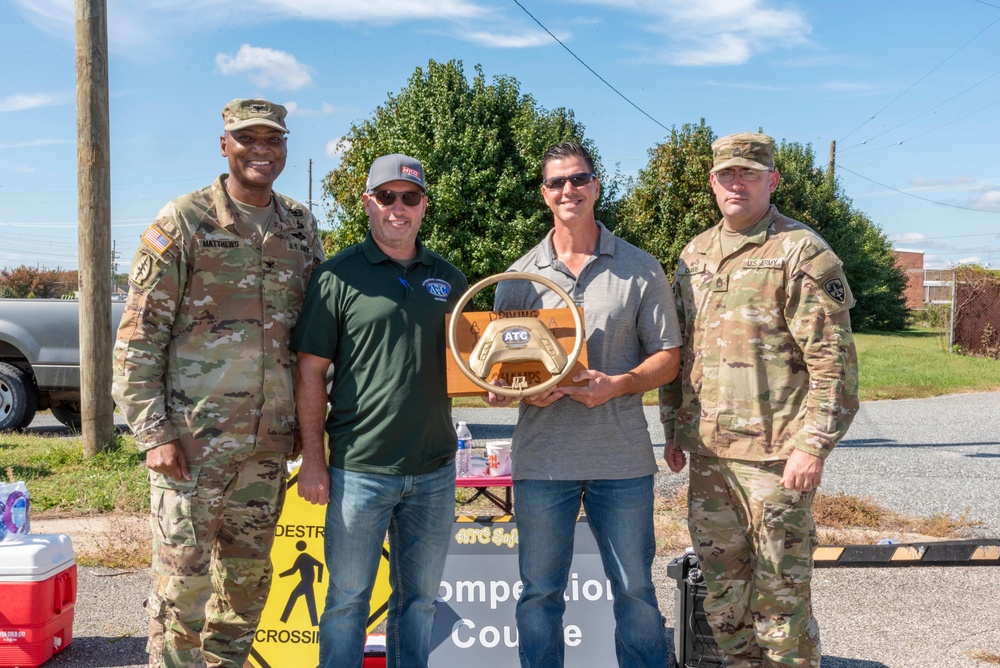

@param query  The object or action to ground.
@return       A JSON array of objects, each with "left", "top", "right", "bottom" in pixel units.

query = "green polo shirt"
[{"left": 291, "top": 232, "right": 468, "bottom": 475}]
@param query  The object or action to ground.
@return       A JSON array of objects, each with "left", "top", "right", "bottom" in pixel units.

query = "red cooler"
[{"left": 0, "top": 534, "right": 76, "bottom": 668}]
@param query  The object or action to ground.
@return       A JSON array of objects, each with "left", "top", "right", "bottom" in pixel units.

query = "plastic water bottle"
[{"left": 455, "top": 421, "right": 472, "bottom": 478}]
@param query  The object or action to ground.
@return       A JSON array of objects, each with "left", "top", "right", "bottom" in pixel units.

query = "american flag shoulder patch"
[{"left": 142, "top": 225, "right": 174, "bottom": 254}]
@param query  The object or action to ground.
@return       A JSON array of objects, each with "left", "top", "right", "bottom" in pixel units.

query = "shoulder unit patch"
[{"left": 824, "top": 277, "right": 847, "bottom": 303}]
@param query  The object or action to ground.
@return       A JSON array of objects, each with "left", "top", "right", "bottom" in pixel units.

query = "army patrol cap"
[
  {"left": 367, "top": 153, "right": 426, "bottom": 193},
  {"left": 711, "top": 132, "right": 774, "bottom": 173},
  {"left": 222, "top": 98, "right": 289, "bottom": 134}
]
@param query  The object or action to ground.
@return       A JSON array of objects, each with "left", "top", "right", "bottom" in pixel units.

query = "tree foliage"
[
  {"left": 321, "top": 59, "right": 605, "bottom": 309},
  {"left": 615, "top": 120, "right": 717, "bottom": 275},
  {"left": 616, "top": 122, "right": 908, "bottom": 331},
  {"left": 771, "top": 141, "right": 908, "bottom": 331},
  {"left": 0, "top": 266, "right": 78, "bottom": 298}
]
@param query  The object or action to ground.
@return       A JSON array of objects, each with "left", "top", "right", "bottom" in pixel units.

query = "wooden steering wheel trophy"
[{"left": 446, "top": 272, "right": 587, "bottom": 398}]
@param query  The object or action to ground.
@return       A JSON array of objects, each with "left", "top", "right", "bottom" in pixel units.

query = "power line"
[
  {"left": 0, "top": 218, "right": 150, "bottom": 229},
  {"left": 839, "top": 165, "right": 1000, "bottom": 213},
  {"left": 841, "top": 96, "right": 1000, "bottom": 157},
  {"left": 892, "top": 232, "right": 1000, "bottom": 242},
  {"left": 511, "top": 0, "right": 670, "bottom": 132},
  {"left": 844, "top": 68, "right": 1000, "bottom": 151},
  {"left": 838, "top": 14, "right": 1000, "bottom": 143}
]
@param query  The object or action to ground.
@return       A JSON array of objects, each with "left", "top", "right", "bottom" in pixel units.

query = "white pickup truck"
[{"left": 0, "top": 299, "right": 126, "bottom": 431}]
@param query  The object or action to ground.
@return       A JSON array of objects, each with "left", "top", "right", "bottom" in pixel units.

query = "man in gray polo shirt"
[{"left": 489, "top": 142, "right": 681, "bottom": 667}]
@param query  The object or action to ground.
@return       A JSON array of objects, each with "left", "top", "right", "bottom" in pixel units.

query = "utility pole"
[
  {"left": 308, "top": 158, "right": 313, "bottom": 211},
  {"left": 76, "top": 0, "right": 114, "bottom": 455},
  {"left": 827, "top": 140, "right": 836, "bottom": 186}
]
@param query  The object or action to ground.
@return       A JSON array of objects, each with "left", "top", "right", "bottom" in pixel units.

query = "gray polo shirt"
[{"left": 494, "top": 221, "right": 681, "bottom": 480}]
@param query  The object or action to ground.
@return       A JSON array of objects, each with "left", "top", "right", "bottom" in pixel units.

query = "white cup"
[{"left": 485, "top": 440, "right": 512, "bottom": 476}]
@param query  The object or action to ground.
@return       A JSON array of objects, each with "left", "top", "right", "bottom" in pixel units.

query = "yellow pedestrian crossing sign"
[{"left": 247, "top": 470, "right": 391, "bottom": 668}]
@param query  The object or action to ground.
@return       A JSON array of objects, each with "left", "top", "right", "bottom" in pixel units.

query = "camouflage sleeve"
[
  {"left": 112, "top": 216, "right": 185, "bottom": 451},
  {"left": 287, "top": 209, "right": 325, "bottom": 433},
  {"left": 785, "top": 248, "right": 860, "bottom": 458},
  {"left": 305, "top": 209, "right": 325, "bottom": 279},
  {"left": 658, "top": 264, "right": 687, "bottom": 437}
]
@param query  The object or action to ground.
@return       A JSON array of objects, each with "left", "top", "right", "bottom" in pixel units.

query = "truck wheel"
[
  {"left": 51, "top": 403, "right": 84, "bottom": 431},
  {"left": 0, "top": 362, "right": 38, "bottom": 432}
]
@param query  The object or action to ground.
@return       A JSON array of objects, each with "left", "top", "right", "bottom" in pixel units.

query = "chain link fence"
[{"left": 951, "top": 265, "right": 1000, "bottom": 360}]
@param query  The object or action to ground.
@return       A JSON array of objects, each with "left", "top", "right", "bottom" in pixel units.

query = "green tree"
[
  {"left": 615, "top": 120, "right": 717, "bottom": 274},
  {"left": 321, "top": 59, "right": 606, "bottom": 309},
  {"left": 771, "top": 141, "right": 908, "bottom": 331},
  {"left": 617, "top": 123, "right": 908, "bottom": 331}
]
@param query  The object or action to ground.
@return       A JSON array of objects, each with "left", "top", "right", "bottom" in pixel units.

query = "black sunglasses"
[
  {"left": 371, "top": 190, "right": 424, "bottom": 207},
  {"left": 542, "top": 172, "right": 596, "bottom": 190}
]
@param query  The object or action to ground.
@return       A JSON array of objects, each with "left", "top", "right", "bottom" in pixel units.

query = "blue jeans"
[
  {"left": 513, "top": 476, "right": 667, "bottom": 668},
  {"left": 318, "top": 464, "right": 455, "bottom": 668}
]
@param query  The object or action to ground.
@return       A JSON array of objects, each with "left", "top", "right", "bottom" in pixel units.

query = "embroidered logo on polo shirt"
[{"left": 423, "top": 278, "right": 451, "bottom": 301}]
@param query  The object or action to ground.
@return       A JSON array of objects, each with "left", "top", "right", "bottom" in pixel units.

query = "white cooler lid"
[{"left": 0, "top": 534, "right": 75, "bottom": 582}]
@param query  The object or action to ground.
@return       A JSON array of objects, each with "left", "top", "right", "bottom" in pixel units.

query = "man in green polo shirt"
[{"left": 291, "top": 153, "right": 467, "bottom": 668}]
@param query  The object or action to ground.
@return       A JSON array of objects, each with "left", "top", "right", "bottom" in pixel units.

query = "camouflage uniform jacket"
[
  {"left": 112, "top": 175, "right": 324, "bottom": 456},
  {"left": 660, "top": 205, "right": 859, "bottom": 461}
]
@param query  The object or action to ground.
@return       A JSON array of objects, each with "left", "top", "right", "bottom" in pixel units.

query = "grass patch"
[
  {"left": 812, "top": 492, "right": 885, "bottom": 528},
  {"left": 0, "top": 432, "right": 149, "bottom": 514},
  {"left": 813, "top": 491, "right": 982, "bottom": 541},
  {"left": 855, "top": 327, "right": 1000, "bottom": 401},
  {"left": 653, "top": 486, "right": 690, "bottom": 554},
  {"left": 658, "top": 487, "right": 981, "bottom": 556},
  {"left": 968, "top": 649, "right": 1000, "bottom": 666},
  {"left": 72, "top": 515, "right": 151, "bottom": 570}
]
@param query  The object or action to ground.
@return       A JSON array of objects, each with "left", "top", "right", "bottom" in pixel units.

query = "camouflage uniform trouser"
[
  {"left": 688, "top": 454, "right": 820, "bottom": 668},
  {"left": 147, "top": 449, "right": 286, "bottom": 668}
]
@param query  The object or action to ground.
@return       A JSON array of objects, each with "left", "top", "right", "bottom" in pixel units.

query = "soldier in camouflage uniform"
[
  {"left": 112, "top": 99, "right": 324, "bottom": 668},
  {"left": 660, "top": 132, "right": 859, "bottom": 668}
]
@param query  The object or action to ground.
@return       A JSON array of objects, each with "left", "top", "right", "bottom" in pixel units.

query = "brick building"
[
  {"left": 894, "top": 249, "right": 926, "bottom": 309},
  {"left": 893, "top": 249, "right": 953, "bottom": 309}
]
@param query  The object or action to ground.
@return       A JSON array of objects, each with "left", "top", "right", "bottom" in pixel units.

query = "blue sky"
[{"left": 2, "top": 0, "right": 999, "bottom": 273}]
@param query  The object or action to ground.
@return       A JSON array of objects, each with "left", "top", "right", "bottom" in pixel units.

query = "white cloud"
[
  {"left": 326, "top": 138, "right": 351, "bottom": 160},
  {"left": 907, "top": 175, "right": 976, "bottom": 188},
  {"left": 891, "top": 233, "right": 931, "bottom": 244},
  {"left": 216, "top": 45, "right": 313, "bottom": 91},
  {"left": 284, "top": 101, "right": 339, "bottom": 116},
  {"left": 12, "top": 0, "right": 491, "bottom": 56},
  {"left": 969, "top": 189, "right": 1000, "bottom": 211},
  {"left": 462, "top": 31, "right": 557, "bottom": 48},
  {"left": 0, "top": 138, "right": 71, "bottom": 149},
  {"left": 577, "top": 0, "right": 810, "bottom": 66},
  {"left": 265, "top": 0, "right": 485, "bottom": 21},
  {"left": 0, "top": 93, "right": 65, "bottom": 113}
]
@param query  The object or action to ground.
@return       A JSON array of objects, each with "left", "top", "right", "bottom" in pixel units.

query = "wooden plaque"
[{"left": 445, "top": 307, "right": 588, "bottom": 397}]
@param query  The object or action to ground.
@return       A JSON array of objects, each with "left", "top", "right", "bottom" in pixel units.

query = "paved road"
[{"left": 28, "top": 394, "right": 1000, "bottom": 667}]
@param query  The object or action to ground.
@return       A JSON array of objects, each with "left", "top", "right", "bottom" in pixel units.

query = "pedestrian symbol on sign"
[{"left": 278, "top": 540, "right": 324, "bottom": 626}]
